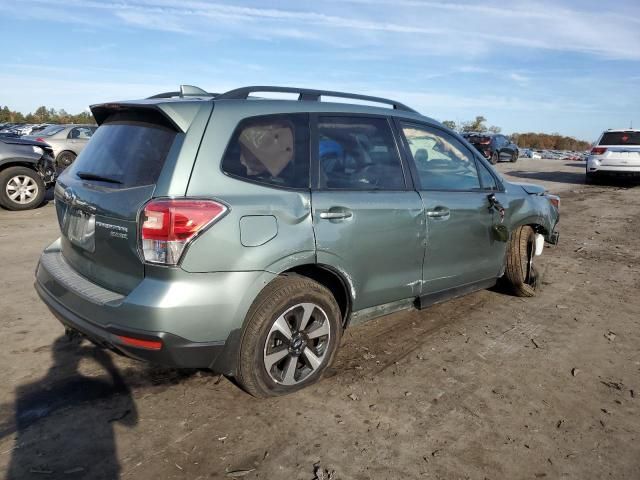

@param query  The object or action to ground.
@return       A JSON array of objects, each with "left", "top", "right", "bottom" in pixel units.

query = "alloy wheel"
[
  {"left": 263, "top": 302, "right": 331, "bottom": 386},
  {"left": 6, "top": 175, "right": 38, "bottom": 205},
  {"left": 524, "top": 236, "right": 537, "bottom": 287}
]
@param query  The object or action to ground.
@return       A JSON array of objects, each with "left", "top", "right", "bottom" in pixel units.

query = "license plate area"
[{"left": 63, "top": 208, "right": 96, "bottom": 252}]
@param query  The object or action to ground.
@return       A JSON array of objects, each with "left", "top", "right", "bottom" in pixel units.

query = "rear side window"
[
  {"left": 68, "top": 126, "right": 95, "bottom": 140},
  {"left": 599, "top": 131, "right": 640, "bottom": 146},
  {"left": 221, "top": 114, "right": 309, "bottom": 189},
  {"left": 66, "top": 112, "right": 177, "bottom": 187},
  {"left": 317, "top": 116, "right": 405, "bottom": 190}
]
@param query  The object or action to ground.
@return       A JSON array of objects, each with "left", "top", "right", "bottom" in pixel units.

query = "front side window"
[
  {"left": 221, "top": 114, "right": 309, "bottom": 189},
  {"left": 401, "top": 123, "right": 480, "bottom": 191},
  {"left": 318, "top": 116, "right": 404, "bottom": 190},
  {"left": 477, "top": 161, "right": 499, "bottom": 190}
]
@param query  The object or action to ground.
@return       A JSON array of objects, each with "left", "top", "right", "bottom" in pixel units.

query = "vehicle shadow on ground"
[
  {"left": 507, "top": 170, "right": 587, "bottom": 185},
  {"left": 0, "top": 337, "right": 138, "bottom": 478}
]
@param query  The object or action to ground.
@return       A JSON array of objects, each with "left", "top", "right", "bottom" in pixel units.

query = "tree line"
[
  {"left": 0, "top": 105, "right": 95, "bottom": 125},
  {"left": 442, "top": 115, "right": 591, "bottom": 151}
]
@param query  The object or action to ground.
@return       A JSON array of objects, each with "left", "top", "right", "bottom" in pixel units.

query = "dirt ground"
[{"left": 0, "top": 158, "right": 638, "bottom": 479}]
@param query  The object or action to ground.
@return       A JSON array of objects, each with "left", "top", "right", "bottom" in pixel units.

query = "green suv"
[{"left": 35, "top": 85, "right": 559, "bottom": 397}]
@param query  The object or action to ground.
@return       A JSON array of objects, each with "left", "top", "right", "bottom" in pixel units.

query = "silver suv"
[{"left": 586, "top": 129, "right": 640, "bottom": 183}]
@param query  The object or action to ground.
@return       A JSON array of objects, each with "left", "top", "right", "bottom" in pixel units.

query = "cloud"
[
  {"left": 5, "top": 0, "right": 639, "bottom": 59},
  {"left": 509, "top": 73, "right": 530, "bottom": 84}
]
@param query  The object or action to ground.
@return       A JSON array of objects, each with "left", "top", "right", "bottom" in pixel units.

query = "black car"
[
  {"left": 0, "top": 137, "right": 57, "bottom": 210},
  {"left": 463, "top": 133, "right": 518, "bottom": 164}
]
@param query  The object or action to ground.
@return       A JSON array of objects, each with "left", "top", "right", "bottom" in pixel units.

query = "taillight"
[
  {"left": 140, "top": 199, "right": 227, "bottom": 265},
  {"left": 546, "top": 194, "right": 560, "bottom": 210},
  {"left": 591, "top": 147, "right": 607, "bottom": 155},
  {"left": 35, "top": 137, "right": 45, "bottom": 143}
]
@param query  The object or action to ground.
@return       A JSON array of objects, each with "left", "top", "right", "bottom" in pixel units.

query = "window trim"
[
  {"left": 396, "top": 120, "right": 489, "bottom": 193},
  {"left": 311, "top": 112, "right": 411, "bottom": 192},
  {"left": 219, "top": 112, "right": 312, "bottom": 192}
]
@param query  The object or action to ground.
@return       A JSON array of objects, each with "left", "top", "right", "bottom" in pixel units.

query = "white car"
[{"left": 586, "top": 129, "right": 640, "bottom": 183}]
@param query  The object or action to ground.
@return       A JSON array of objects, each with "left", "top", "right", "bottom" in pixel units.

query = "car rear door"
[
  {"left": 310, "top": 114, "right": 425, "bottom": 311},
  {"left": 397, "top": 121, "right": 506, "bottom": 294},
  {"left": 54, "top": 104, "right": 211, "bottom": 295}
]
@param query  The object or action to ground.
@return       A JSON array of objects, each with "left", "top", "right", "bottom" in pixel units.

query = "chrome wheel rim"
[
  {"left": 263, "top": 302, "right": 331, "bottom": 386},
  {"left": 6, "top": 175, "right": 38, "bottom": 204}
]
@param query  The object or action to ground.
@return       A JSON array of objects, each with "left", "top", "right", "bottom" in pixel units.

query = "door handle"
[
  {"left": 319, "top": 210, "right": 352, "bottom": 220},
  {"left": 426, "top": 207, "right": 450, "bottom": 218}
]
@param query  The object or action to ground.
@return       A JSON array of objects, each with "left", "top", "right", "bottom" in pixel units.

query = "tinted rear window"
[
  {"left": 466, "top": 135, "right": 491, "bottom": 144},
  {"left": 221, "top": 113, "right": 309, "bottom": 189},
  {"left": 599, "top": 131, "right": 640, "bottom": 146},
  {"left": 67, "top": 113, "right": 177, "bottom": 187},
  {"left": 38, "top": 125, "right": 65, "bottom": 136}
]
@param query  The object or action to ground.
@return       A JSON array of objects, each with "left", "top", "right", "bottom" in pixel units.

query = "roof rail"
[
  {"left": 147, "top": 84, "right": 217, "bottom": 99},
  {"left": 215, "top": 86, "right": 417, "bottom": 113}
]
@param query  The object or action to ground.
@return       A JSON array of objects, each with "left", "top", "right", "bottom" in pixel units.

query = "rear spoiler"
[{"left": 90, "top": 101, "right": 207, "bottom": 133}]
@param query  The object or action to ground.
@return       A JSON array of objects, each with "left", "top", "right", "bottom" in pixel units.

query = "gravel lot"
[{"left": 1, "top": 158, "right": 639, "bottom": 479}]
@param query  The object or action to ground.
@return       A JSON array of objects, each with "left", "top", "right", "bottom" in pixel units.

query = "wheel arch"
[
  {"left": 283, "top": 264, "right": 353, "bottom": 328},
  {"left": 0, "top": 159, "right": 38, "bottom": 172}
]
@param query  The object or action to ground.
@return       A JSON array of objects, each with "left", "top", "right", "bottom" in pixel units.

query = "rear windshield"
[
  {"left": 67, "top": 113, "right": 177, "bottom": 187},
  {"left": 38, "top": 125, "right": 65, "bottom": 136},
  {"left": 599, "top": 131, "right": 640, "bottom": 146},
  {"left": 466, "top": 135, "right": 491, "bottom": 144}
]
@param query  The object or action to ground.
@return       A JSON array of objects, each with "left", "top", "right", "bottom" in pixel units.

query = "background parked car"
[
  {"left": 22, "top": 124, "right": 97, "bottom": 169},
  {"left": 463, "top": 133, "right": 518, "bottom": 164},
  {"left": 586, "top": 129, "right": 640, "bottom": 183},
  {"left": 0, "top": 137, "right": 57, "bottom": 210},
  {"left": 518, "top": 149, "right": 542, "bottom": 159}
]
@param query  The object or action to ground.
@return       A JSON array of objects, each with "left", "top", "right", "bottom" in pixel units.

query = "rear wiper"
[{"left": 76, "top": 171, "right": 122, "bottom": 184}]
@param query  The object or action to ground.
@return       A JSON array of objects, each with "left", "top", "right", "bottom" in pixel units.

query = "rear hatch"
[
  {"left": 465, "top": 135, "right": 492, "bottom": 155},
  {"left": 597, "top": 131, "right": 640, "bottom": 166},
  {"left": 54, "top": 107, "right": 184, "bottom": 295}
]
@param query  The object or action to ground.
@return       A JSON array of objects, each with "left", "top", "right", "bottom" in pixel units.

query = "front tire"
[
  {"left": 56, "top": 151, "right": 76, "bottom": 169},
  {"left": 504, "top": 226, "right": 539, "bottom": 297},
  {"left": 236, "top": 275, "right": 342, "bottom": 398},
  {"left": 510, "top": 152, "right": 518, "bottom": 163},
  {"left": 585, "top": 171, "right": 599, "bottom": 184},
  {"left": 490, "top": 152, "right": 499, "bottom": 165},
  {"left": 0, "top": 166, "right": 46, "bottom": 211}
]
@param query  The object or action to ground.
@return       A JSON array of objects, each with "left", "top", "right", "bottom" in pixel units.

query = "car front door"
[
  {"left": 398, "top": 122, "right": 507, "bottom": 294},
  {"left": 311, "top": 115, "right": 425, "bottom": 312}
]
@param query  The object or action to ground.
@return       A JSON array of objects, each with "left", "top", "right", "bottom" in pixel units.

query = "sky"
[{"left": 1, "top": 0, "right": 639, "bottom": 141}]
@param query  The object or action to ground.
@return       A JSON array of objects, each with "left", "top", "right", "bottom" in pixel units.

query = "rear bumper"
[
  {"left": 587, "top": 158, "right": 640, "bottom": 175},
  {"left": 36, "top": 280, "right": 230, "bottom": 369},
  {"left": 35, "top": 239, "right": 276, "bottom": 373}
]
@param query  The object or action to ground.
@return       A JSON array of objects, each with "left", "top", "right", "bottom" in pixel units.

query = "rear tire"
[
  {"left": 585, "top": 171, "right": 599, "bottom": 184},
  {"left": 504, "top": 226, "right": 538, "bottom": 297},
  {"left": 0, "top": 166, "right": 46, "bottom": 211},
  {"left": 510, "top": 152, "right": 518, "bottom": 163},
  {"left": 490, "top": 152, "right": 499, "bottom": 165},
  {"left": 236, "top": 274, "right": 342, "bottom": 398},
  {"left": 56, "top": 151, "right": 76, "bottom": 169}
]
